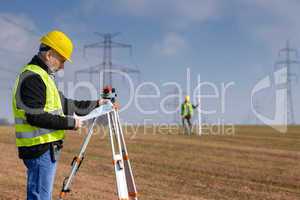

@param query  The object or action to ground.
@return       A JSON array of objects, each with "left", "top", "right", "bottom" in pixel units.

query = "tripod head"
[{"left": 101, "top": 85, "right": 117, "bottom": 103}]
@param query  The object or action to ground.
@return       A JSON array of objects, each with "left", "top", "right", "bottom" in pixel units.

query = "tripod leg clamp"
[{"left": 71, "top": 156, "right": 85, "bottom": 173}]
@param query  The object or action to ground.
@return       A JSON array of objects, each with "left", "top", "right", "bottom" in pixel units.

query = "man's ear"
[{"left": 44, "top": 50, "right": 52, "bottom": 62}]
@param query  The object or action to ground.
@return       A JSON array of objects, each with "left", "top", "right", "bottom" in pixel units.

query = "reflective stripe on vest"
[
  {"left": 15, "top": 109, "right": 63, "bottom": 124},
  {"left": 16, "top": 128, "right": 55, "bottom": 138},
  {"left": 15, "top": 130, "right": 64, "bottom": 147},
  {"left": 14, "top": 109, "right": 63, "bottom": 125},
  {"left": 12, "top": 64, "right": 65, "bottom": 147}
]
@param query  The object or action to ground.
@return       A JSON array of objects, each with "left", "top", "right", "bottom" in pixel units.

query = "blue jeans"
[{"left": 23, "top": 150, "right": 57, "bottom": 200}]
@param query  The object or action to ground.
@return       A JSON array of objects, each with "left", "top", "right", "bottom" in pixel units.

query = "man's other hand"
[
  {"left": 113, "top": 101, "right": 120, "bottom": 110},
  {"left": 74, "top": 117, "right": 83, "bottom": 130}
]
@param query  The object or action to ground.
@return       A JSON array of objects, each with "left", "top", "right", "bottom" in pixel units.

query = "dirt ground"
[{"left": 0, "top": 125, "right": 299, "bottom": 200}]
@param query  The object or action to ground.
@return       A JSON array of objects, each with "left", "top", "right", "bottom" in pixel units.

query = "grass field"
[{"left": 0, "top": 125, "right": 299, "bottom": 200}]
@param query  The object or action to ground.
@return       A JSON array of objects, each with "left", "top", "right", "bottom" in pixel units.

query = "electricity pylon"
[
  {"left": 75, "top": 32, "right": 140, "bottom": 90},
  {"left": 274, "top": 40, "right": 300, "bottom": 124}
]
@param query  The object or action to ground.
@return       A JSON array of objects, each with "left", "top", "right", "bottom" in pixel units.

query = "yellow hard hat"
[
  {"left": 40, "top": 30, "right": 73, "bottom": 62},
  {"left": 185, "top": 95, "right": 190, "bottom": 102}
]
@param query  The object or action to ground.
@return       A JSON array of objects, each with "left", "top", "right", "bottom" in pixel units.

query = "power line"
[{"left": 0, "top": 16, "right": 39, "bottom": 36}]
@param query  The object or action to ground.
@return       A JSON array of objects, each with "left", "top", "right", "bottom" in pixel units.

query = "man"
[
  {"left": 181, "top": 95, "right": 198, "bottom": 135},
  {"left": 12, "top": 30, "right": 107, "bottom": 200}
]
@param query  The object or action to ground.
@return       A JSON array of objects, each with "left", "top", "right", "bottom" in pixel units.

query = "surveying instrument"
[{"left": 58, "top": 86, "right": 138, "bottom": 200}]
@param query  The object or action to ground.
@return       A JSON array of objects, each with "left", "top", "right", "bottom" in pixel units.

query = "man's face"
[{"left": 46, "top": 49, "right": 66, "bottom": 72}]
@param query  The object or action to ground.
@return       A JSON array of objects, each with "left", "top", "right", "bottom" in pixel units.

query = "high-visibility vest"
[
  {"left": 12, "top": 64, "right": 65, "bottom": 147},
  {"left": 181, "top": 102, "right": 193, "bottom": 117}
]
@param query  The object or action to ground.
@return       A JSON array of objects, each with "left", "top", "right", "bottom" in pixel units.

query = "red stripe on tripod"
[{"left": 129, "top": 192, "right": 138, "bottom": 197}]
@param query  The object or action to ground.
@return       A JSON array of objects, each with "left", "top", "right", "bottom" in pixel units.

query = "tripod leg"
[
  {"left": 115, "top": 111, "right": 138, "bottom": 200},
  {"left": 108, "top": 111, "right": 129, "bottom": 199},
  {"left": 58, "top": 118, "right": 97, "bottom": 200}
]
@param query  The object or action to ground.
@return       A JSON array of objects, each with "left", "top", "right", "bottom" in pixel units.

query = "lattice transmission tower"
[
  {"left": 75, "top": 32, "right": 140, "bottom": 90},
  {"left": 274, "top": 40, "right": 300, "bottom": 124}
]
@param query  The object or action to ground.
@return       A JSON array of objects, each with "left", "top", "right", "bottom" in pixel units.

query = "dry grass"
[{"left": 0, "top": 125, "right": 299, "bottom": 200}]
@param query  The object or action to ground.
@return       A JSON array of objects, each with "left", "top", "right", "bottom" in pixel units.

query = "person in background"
[{"left": 181, "top": 95, "right": 198, "bottom": 135}]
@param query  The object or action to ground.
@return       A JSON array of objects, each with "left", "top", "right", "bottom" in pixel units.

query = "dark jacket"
[{"left": 17, "top": 55, "right": 99, "bottom": 159}]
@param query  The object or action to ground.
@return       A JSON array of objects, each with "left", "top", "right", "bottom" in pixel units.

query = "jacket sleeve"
[
  {"left": 19, "top": 71, "right": 76, "bottom": 130},
  {"left": 59, "top": 91, "right": 99, "bottom": 116}
]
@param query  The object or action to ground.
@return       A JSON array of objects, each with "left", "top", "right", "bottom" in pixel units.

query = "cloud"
[
  {"left": 153, "top": 32, "right": 187, "bottom": 56},
  {"left": 236, "top": 0, "right": 300, "bottom": 55},
  {"left": 77, "top": 0, "right": 222, "bottom": 29},
  {"left": 118, "top": 0, "right": 220, "bottom": 19}
]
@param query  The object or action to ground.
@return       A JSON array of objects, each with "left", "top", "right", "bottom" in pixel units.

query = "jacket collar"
[{"left": 28, "top": 55, "right": 53, "bottom": 75}]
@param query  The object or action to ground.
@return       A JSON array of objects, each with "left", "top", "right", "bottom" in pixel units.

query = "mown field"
[{"left": 0, "top": 125, "right": 299, "bottom": 200}]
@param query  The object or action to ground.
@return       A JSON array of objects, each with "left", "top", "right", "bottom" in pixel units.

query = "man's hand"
[
  {"left": 74, "top": 117, "right": 83, "bottom": 130},
  {"left": 113, "top": 101, "right": 120, "bottom": 110},
  {"left": 98, "top": 98, "right": 109, "bottom": 106}
]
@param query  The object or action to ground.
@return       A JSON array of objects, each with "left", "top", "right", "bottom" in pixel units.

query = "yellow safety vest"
[
  {"left": 181, "top": 102, "right": 193, "bottom": 117},
  {"left": 12, "top": 64, "right": 65, "bottom": 147}
]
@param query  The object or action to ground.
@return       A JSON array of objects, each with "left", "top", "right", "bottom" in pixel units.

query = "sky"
[{"left": 1, "top": 0, "right": 300, "bottom": 126}]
